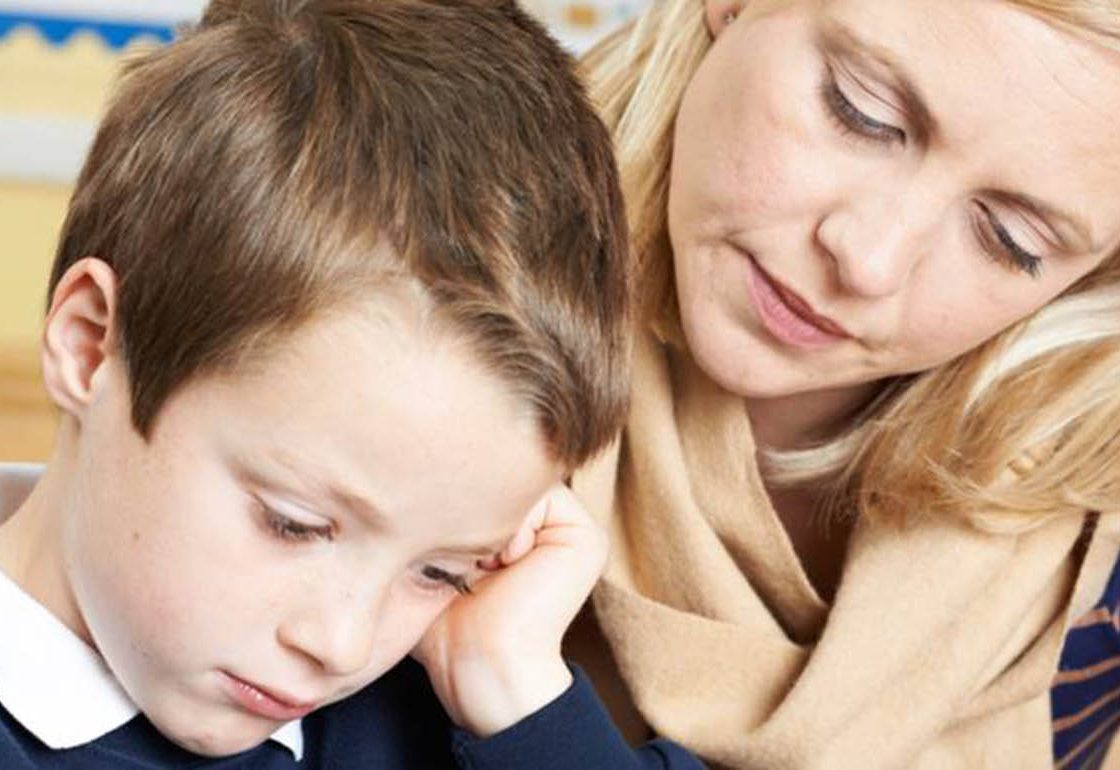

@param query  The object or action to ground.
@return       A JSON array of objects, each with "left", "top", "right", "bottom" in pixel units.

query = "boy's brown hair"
[{"left": 50, "top": 0, "right": 629, "bottom": 468}]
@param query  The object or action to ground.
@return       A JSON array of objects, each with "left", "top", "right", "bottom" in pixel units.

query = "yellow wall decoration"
[{"left": 0, "top": 5, "right": 181, "bottom": 457}]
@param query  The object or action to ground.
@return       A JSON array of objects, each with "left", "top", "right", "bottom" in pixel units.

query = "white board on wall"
[
  {"left": 0, "top": 0, "right": 647, "bottom": 183},
  {"left": 0, "top": 1, "right": 206, "bottom": 24},
  {"left": 0, "top": 2, "right": 206, "bottom": 183}
]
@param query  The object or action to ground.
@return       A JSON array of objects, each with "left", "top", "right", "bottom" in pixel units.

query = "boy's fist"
[{"left": 413, "top": 484, "right": 608, "bottom": 737}]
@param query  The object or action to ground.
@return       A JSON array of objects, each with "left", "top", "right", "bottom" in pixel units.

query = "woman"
[{"left": 566, "top": 1, "right": 1120, "bottom": 767}]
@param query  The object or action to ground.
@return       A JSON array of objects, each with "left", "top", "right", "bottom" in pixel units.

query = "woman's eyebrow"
[
  {"left": 819, "top": 20, "right": 1095, "bottom": 253},
  {"left": 818, "top": 19, "right": 937, "bottom": 147}
]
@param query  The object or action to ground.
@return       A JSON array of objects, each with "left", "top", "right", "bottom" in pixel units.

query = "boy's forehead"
[
  {"left": 236, "top": 450, "right": 531, "bottom": 554},
  {"left": 155, "top": 307, "right": 556, "bottom": 538}
]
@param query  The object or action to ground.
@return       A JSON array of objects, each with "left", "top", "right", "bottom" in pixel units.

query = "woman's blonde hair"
[{"left": 582, "top": 0, "right": 1120, "bottom": 531}]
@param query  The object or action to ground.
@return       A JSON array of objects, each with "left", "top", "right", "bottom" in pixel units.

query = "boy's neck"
[{"left": 0, "top": 456, "right": 93, "bottom": 647}]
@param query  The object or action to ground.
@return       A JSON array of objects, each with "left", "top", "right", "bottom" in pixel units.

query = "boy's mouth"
[{"left": 220, "top": 671, "right": 319, "bottom": 721}]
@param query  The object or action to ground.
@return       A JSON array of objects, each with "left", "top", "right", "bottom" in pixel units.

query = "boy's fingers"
[
  {"left": 476, "top": 554, "right": 502, "bottom": 571},
  {"left": 536, "top": 483, "right": 590, "bottom": 526},
  {"left": 495, "top": 484, "right": 598, "bottom": 567},
  {"left": 499, "top": 496, "right": 546, "bottom": 564}
]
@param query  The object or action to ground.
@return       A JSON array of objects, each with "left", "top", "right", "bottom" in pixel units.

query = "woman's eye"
[
  {"left": 821, "top": 67, "right": 906, "bottom": 146},
  {"left": 974, "top": 203, "right": 1043, "bottom": 278},
  {"left": 256, "top": 498, "right": 334, "bottom": 543},
  {"left": 419, "top": 565, "right": 472, "bottom": 596}
]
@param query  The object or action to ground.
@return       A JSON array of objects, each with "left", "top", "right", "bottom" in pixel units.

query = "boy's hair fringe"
[{"left": 51, "top": 0, "right": 632, "bottom": 470}]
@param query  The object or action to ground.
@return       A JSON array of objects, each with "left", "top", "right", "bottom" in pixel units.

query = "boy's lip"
[{"left": 221, "top": 671, "right": 320, "bottom": 721}]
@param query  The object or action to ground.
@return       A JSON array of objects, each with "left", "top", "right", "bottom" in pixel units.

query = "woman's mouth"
[{"left": 744, "top": 253, "right": 851, "bottom": 349}]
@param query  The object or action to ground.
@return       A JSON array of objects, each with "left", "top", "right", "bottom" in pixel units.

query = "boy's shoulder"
[
  {"left": 305, "top": 657, "right": 457, "bottom": 766},
  {"left": 0, "top": 699, "right": 300, "bottom": 769},
  {"left": 0, "top": 542, "right": 140, "bottom": 756},
  {"left": 0, "top": 654, "right": 455, "bottom": 769},
  {"left": 0, "top": 549, "right": 309, "bottom": 768}
]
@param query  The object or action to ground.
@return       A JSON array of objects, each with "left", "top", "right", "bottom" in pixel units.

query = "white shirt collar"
[{"left": 0, "top": 463, "right": 304, "bottom": 759}]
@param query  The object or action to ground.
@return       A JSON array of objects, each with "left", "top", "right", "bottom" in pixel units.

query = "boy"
[{"left": 0, "top": 0, "right": 703, "bottom": 767}]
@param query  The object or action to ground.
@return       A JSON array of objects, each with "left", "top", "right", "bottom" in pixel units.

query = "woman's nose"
[{"left": 815, "top": 184, "right": 936, "bottom": 299}]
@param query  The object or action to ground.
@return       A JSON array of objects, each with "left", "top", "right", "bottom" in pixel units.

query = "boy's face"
[{"left": 59, "top": 294, "right": 559, "bottom": 756}]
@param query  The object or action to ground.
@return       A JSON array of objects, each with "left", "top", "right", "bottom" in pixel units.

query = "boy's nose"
[{"left": 277, "top": 588, "right": 383, "bottom": 677}]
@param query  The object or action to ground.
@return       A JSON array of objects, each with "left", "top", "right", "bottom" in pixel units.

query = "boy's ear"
[{"left": 40, "top": 258, "right": 120, "bottom": 419}]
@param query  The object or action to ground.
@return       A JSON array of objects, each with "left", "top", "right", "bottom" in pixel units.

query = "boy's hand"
[{"left": 413, "top": 483, "right": 607, "bottom": 737}]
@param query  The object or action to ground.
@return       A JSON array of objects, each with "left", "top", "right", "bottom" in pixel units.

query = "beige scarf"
[{"left": 569, "top": 331, "right": 1119, "bottom": 769}]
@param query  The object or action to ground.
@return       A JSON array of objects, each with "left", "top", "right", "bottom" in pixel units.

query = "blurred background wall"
[{"left": 0, "top": 0, "right": 646, "bottom": 460}]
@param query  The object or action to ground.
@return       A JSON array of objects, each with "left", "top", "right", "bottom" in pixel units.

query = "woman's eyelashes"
[
  {"left": 820, "top": 64, "right": 906, "bottom": 146},
  {"left": 974, "top": 203, "right": 1044, "bottom": 278},
  {"left": 820, "top": 64, "right": 1044, "bottom": 279}
]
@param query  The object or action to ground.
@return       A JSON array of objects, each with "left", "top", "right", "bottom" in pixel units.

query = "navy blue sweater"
[{"left": 0, "top": 659, "right": 704, "bottom": 769}]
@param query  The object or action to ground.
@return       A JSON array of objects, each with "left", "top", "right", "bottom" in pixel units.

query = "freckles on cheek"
[
  {"left": 370, "top": 597, "right": 454, "bottom": 668},
  {"left": 718, "top": 115, "right": 808, "bottom": 228},
  {"left": 898, "top": 317, "right": 981, "bottom": 372}
]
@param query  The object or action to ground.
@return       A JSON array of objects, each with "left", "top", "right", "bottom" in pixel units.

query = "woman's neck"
[
  {"left": 744, "top": 380, "right": 886, "bottom": 452},
  {"left": 744, "top": 383, "right": 885, "bottom": 603}
]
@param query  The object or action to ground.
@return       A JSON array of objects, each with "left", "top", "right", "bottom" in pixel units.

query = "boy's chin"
[{"left": 151, "top": 711, "right": 279, "bottom": 758}]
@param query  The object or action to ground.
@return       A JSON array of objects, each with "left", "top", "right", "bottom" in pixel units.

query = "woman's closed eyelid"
[
  {"left": 973, "top": 203, "right": 1044, "bottom": 278},
  {"left": 822, "top": 64, "right": 906, "bottom": 145}
]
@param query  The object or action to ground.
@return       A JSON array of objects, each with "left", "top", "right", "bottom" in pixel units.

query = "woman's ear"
[
  {"left": 40, "top": 258, "right": 120, "bottom": 420},
  {"left": 704, "top": 0, "right": 740, "bottom": 37}
]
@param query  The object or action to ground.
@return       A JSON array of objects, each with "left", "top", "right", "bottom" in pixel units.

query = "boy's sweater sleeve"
[{"left": 449, "top": 666, "right": 706, "bottom": 770}]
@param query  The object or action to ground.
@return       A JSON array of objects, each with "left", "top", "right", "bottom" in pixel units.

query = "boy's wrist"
[{"left": 454, "top": 656, "right": 573, "bottom": 737}]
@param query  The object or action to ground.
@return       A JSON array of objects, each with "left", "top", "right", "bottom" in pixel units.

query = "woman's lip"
[
  {"left": 221, "top": 672, "right": 319, "bottom": 721},
  {"left": 769, "top": 275, "right": 850, "bottom": 338},
  {"left": 744, "top": 254, "right": 852, "bottom": 348}
]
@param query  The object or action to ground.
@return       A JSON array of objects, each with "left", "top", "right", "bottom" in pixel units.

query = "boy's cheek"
[{"left": 357, "top": 590, "right": 456, "bottom": 678}]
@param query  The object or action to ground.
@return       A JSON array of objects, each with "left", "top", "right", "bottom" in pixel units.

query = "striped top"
[{"left": 1053, "top": 554, "right": 1120, "bottom": 768}]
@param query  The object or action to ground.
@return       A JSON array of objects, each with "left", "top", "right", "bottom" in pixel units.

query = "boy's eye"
[
  {"left": 256, "top": 498, "right": 334, "bottom": 543},
  {"left": 820, "top": 65, "right": 906, "bottom": 146},
  {"left": 419, "top": 565, "right": 472, "bottom": 596}
]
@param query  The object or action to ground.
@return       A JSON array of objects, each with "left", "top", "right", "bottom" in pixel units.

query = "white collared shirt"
[{"left": 0, "top": 463, "right": 304, "bottom": 759}]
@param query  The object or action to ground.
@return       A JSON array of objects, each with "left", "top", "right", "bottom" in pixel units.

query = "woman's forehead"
[{"left": 814, "top": 0, "right": 1120, "bottom": 255}]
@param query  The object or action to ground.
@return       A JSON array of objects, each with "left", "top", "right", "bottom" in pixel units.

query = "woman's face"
[{"left": 669, "top": 0, "right": 1120, "bottom": 407}]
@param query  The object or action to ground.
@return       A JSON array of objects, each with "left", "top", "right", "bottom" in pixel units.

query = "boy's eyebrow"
[
  {"left": 818, "top": 18, "right": 937, "bottom": 147},
  {"left": 248, "top": 455, "right": 511, "bottom": 556},
  {"left": 432, "top": 542, "right": 508, "bottom": 559},
  {"left": 252, "top": 454, "right": 395, "bottom": 532}
]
